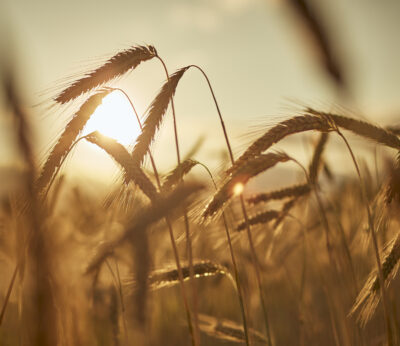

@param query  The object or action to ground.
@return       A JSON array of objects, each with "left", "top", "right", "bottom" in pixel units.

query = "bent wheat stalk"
[{"left": 193, "top": 66, "right": 273, "bottom": 346}]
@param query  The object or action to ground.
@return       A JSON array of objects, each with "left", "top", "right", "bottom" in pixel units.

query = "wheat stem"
[
  {"left": 127, "top": 86, "right": 197, "bottom": 346},
  {"left": 192, "top": 65, "right": 271, "bottom": 345},
  {"left": 156, "top": 55, "right": 199, "bottom": 345},
  {"left": 197, "top": 161, "right": 250, "bottom": 346}
]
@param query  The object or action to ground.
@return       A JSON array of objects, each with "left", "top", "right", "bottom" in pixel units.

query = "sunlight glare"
[
  {"left": 82, "top": 91, "right": 141, "bottom": 146},
  {"left": 233, "top": 182, "right": 244, "bottom": 196}
]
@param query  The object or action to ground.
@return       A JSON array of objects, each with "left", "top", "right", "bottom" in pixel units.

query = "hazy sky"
[{"left": 1, "top": 0, "right": 399, "bottom": 186}]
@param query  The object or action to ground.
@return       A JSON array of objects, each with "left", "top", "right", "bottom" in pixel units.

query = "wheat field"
[{"left": 1, "top": 3, "right": 400, "bottom": 346}]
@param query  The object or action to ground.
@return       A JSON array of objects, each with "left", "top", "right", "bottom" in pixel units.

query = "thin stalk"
[
  {"left": 192, "top": 64, "right": 271, "bottom": 345},
  {"left": 125, "top": 88, "right": 196, "bottom": 346},
  {"left": 105, "top": 258, "right": 128, "bottom": 342},
  {"left": 290, "top": 157, "right": 336, "bottom": 267},
  {"left": 336, "top": 130, "right": 393, "bottom": 345},
  {"left": 197, "top": 161, "right": 250, "bottom": 345},
  {"left": 156, "top": 55, "right": 199, "bottom": 345},
  {"left": 111, "top": 88, "right": 161, "bottom": 188},
  {"left": 0, "top": 263, "right": 19, "bottom": 326}
]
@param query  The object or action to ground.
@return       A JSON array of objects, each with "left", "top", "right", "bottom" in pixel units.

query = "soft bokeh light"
[
  {"left": 233, "top": 182, "right": 244, "bottom": 196},
  {"left": 82, "top": 90, "right": 141, "bottom": 146}
]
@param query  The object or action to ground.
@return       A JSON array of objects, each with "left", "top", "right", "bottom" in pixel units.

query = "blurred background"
[{"left": 1, "top": 0, "right": 400, "bottom": 194}]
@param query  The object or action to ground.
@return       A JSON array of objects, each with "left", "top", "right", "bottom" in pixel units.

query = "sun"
[{"left": 82, "top": 90, "right": 141, "bottom": 146}]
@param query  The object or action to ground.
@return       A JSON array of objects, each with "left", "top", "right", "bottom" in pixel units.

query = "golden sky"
[{"left": 1, "top": 0, "right": 399, "bottom": 187}]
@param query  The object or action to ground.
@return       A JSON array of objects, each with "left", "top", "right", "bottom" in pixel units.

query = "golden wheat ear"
[
  {"left": 161, "top": 159, "right": 199, "bottom": 191},
  {"left": 125, "top": 260, "right": 232, "bottom": 291},
  {"left": 236, "top": 210, "right": 280, "bottom": 231},
  {"left": 55, "top": 45, "right": 157, "bottom": 104},
  {"left": 84, "top": 131, "right": 158, "bottom": 201},
  {"left": 131, "top": 66, "right": 190, "bottom": 165},
  {"left": 305, "top": 107, "right": 400, "bottom": 150},
  {"left": 198, "top": 314, "right": 268, "bottom": 344},
  {"left": 203, "top": 152, "right": 290, "bottom": 218},
  {"left": 247, "top": 183, "right": 310, "bottom": 205},
  {"left": 350, "top": 232, "right": 400, "bottom": 326},
  {"left": 37, "top": 90, "right": 111, "bottom": 192},
  {"left": 227, "top": 115, "right": 332, "bottom": 175}
]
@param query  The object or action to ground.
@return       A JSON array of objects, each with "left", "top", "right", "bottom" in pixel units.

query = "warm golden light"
[
  {"left": 233, "top": 182, "right": 244, "bottom": 196},
  {"left": 82, "top": 91, "right": 141, "bottom": 146}
]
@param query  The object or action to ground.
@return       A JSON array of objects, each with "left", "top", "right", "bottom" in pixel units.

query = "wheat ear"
[
  {"left": 85, "top": 131, "right": 158, "bottom": 201},
  {"left": 55, "top": 45, "right": 157, "bottom": 103},
  {"left": 125, "top": 260, "right": 232, "bottom": 291},
  {"left": 228, "top": 115, "right": 332, "bottom": 175},
  {"left": 203, "top": 152, "right": 290, "bottom": 218},
  {"left": 198, "top": 314, "right": 268, "bottom": 344},
  {"left": 351, "top": 232, "right": 400, "bottom": 326},
  {"left": 236, "top": 210, "right": 280, "bottom": 231},
  {"left": 37, "top": 90, "right": 110, "bottom": 192},
  {"left": 131, "top": 67, "right": 189, "bottom": 165},
  {"left": 306, "top": 107, "right": 400, "bottom": 150},
  {"left": 162, "top": 159, "right": 199, "bottom": 191},
  {"left": 247, "top": 183, "right": 310, "bottom": 205}
]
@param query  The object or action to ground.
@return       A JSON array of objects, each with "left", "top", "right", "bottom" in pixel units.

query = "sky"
[{"left": 1, "top": 0, "right": 399, "bottom": 189}]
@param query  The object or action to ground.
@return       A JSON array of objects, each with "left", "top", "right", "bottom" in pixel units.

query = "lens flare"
[{"left": 233, "top": 182, "right": 244, "bottom": 196}]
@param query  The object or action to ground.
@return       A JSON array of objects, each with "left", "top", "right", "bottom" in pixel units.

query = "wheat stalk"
[{"left": 55, "top": 45, "right": 157, "bottom": 104}]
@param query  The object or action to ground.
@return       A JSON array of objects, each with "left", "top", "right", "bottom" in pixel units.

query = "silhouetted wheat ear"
[
  {"left": 309, "top": 132, "right": 328, "bottom": 183},
  {"left": 236, "top": 210, "right": 280, "bottom": 231},
  {"left": 305, "top": 108, "right": 400, "bottom": 150},
  {"left": 85, "top": 131, "right": 158, "bottom": 201},
  {"left": 37, "top": 90, "right": 110, "bottom": 192},
  {"left": 350, "top": 232, "right": 400, "bottom": 326},
  {"left": 162, "top": 159, "right": 199, "bottom": 191},
  {"left": 227, "top": 115, "right": 332, "bottom": 175},
  {"left": 125, "top": 260, "right": 231, "bottom": 291},
  {"left": 55, "top": 45, "right": 157, "bottom": 104},
  {"left": 131, "top": 66, "right": 190, "bottom": 165},
  {"left": 198, "top": 314, "right": 268, "bottom": 344},
  {"left": 203, "top": 152, "right": 290, "bottom": 218},
  {"left": 247, "top": 183, "right": 310, "bottom": 205}
]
